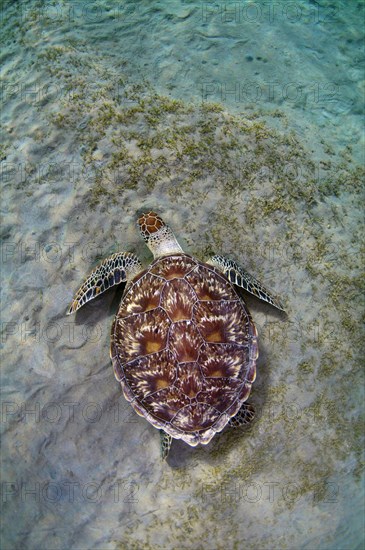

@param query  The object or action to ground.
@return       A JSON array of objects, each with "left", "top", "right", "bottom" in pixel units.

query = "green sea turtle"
[{"left": 67, "top": 212, "right": 284, "bottom": 458}]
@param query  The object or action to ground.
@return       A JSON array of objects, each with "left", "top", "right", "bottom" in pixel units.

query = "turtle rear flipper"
[
  {"left": 67, "top": 252, "right": 142, "bottom": 315},
  {"left": 228, "top": 403, "right": 255, "bottom": 427},
  {"left": 209, "top": 255, "right": 285, "bottom": 312},
  {"left": 160, "top": 430, "right": 173, "bottom": 460}
]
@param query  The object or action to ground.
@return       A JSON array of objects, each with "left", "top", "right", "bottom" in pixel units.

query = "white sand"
[{"left": 1, "top": 1, "right": 364, "bottom": 549}]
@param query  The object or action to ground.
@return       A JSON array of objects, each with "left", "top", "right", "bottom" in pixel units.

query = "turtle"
[{"left": 67, "top": 211, "right": 284, "bottom": 459}]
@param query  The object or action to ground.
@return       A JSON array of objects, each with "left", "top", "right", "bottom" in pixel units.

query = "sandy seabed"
[{"left": 1, "top": 1, "right": 364, "bottom": 549}]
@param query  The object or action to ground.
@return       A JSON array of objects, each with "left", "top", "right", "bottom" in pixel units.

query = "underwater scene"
[{"left": 1, "top": 1, "right": 364, "bottom": 549}]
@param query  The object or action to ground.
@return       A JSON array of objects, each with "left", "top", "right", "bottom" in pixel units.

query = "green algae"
[{"left": 0, "top": 143, "right": 9, "bottom": 162}]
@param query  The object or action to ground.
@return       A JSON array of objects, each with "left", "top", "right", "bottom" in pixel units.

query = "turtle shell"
[{"left": 110, "top": 254, "right": 258, "bottom": 447}]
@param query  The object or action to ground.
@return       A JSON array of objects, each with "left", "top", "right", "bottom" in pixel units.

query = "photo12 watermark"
[
  {"left": 1, "top": 478, "right": 140, "bottom": 507},
  {"left": 1, "top": 1, "right": 141, "bottom": 25},
  {"left": 1, "top": 399, "right": 140, "bottom": 426},
  {"left": 201, "top": 81, "right": 340, "bottom": 106},
  {"left": 200, "top": 2, "right": 339, "bottom": 25},
  {"left": 200, "top": 478, "right": 339, "bottom": 504}
]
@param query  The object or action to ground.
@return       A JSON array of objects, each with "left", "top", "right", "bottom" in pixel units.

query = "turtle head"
[{"left": 137, "top": 211, "right": 183, "bottom": 259}]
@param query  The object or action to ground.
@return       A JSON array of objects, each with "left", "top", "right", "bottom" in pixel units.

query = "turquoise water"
[{"left": 1, "top": 1, "right": 364, "bottom": 549}]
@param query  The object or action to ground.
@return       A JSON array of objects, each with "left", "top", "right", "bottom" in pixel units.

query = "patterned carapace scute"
[{"left": 110, "top": 254, "right": 258, "bottom": 447}]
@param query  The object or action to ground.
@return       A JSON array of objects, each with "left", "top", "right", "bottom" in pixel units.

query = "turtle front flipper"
[
  {"left": 209, "top": 255, "right": 285, "bottom": 312},
  {"left": 228, "top": 403, "right": 255, "bottom": 427},
  {"left": 160, "top": 430, "right": 173, "bottom": 460},
  {"left": 67, "top": 252, "right": 142, "bottom": 315}
]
